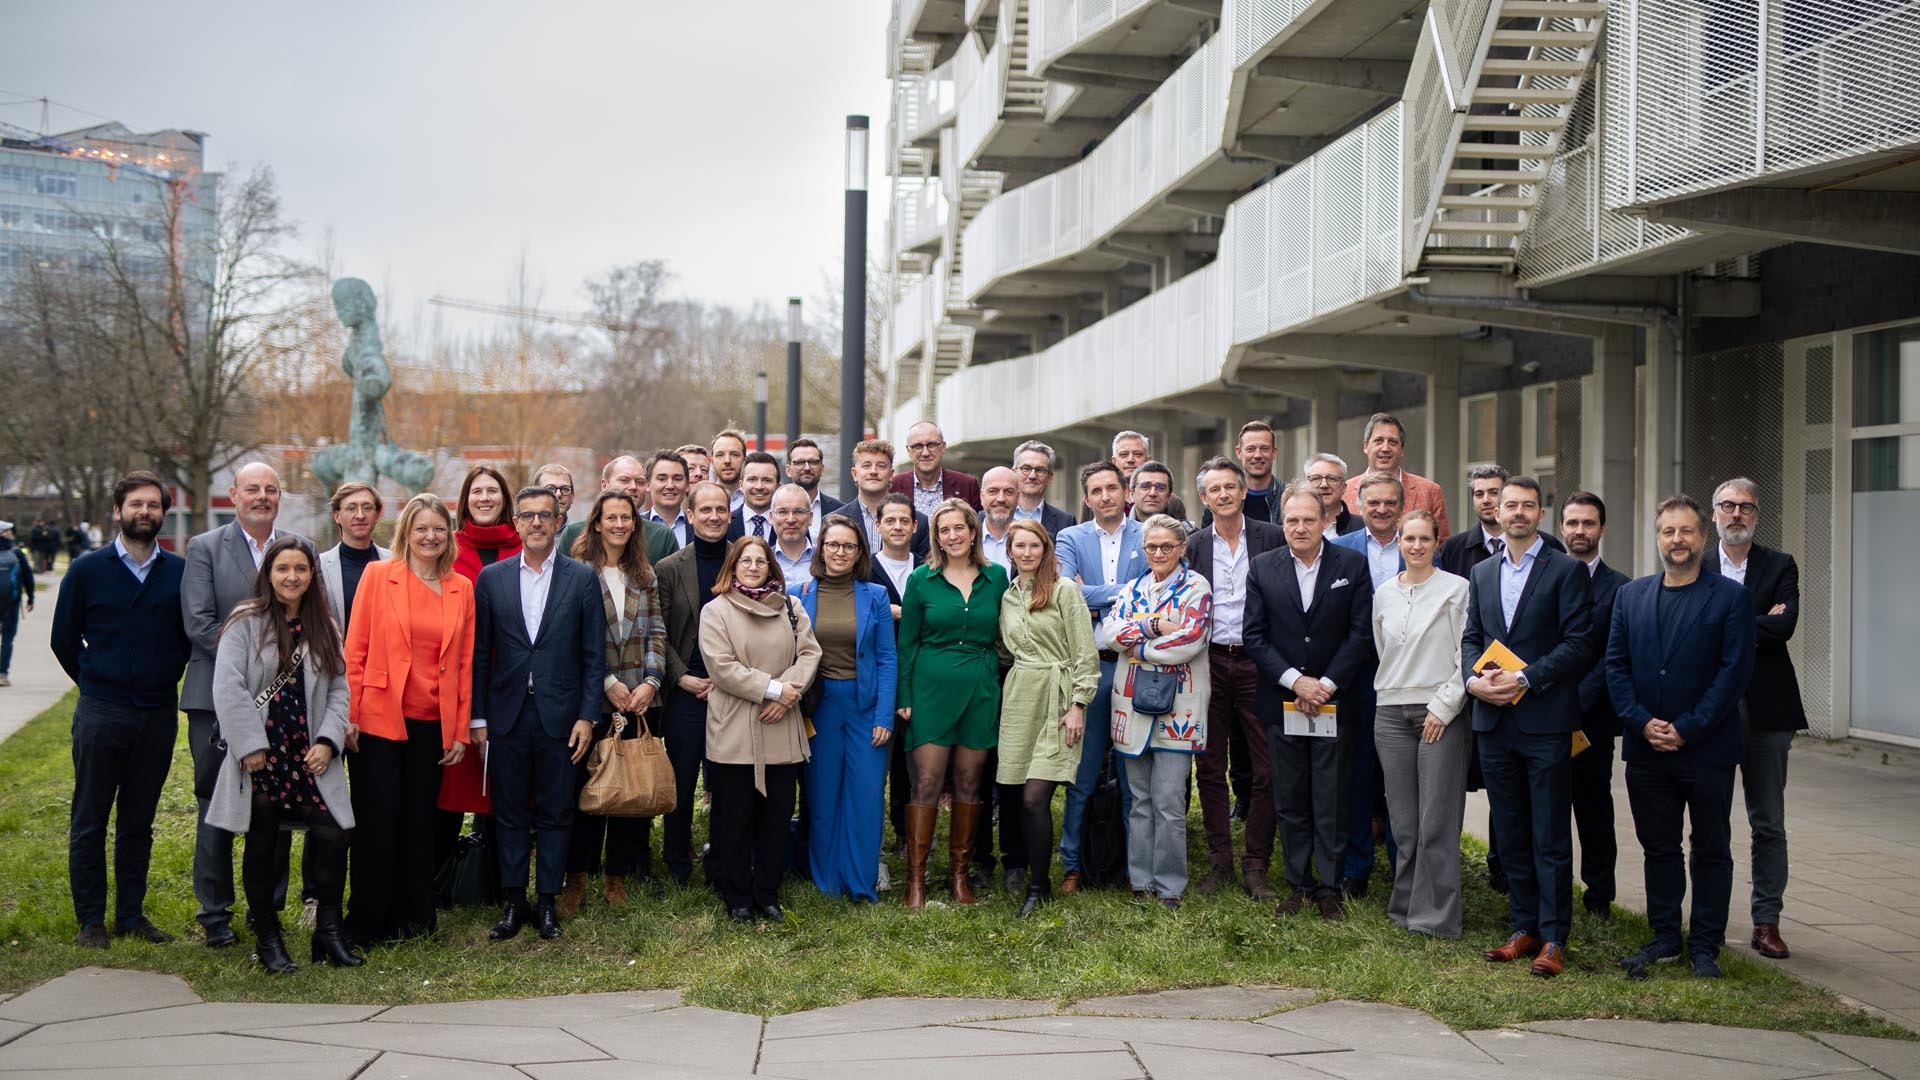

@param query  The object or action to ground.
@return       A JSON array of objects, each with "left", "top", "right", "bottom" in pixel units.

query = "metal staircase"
[{"left": 1418, "top": 0, "right": 1607, "bottom": 272}]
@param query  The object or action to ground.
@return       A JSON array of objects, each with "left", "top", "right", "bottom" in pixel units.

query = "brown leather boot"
[
  {"left": 602, "top": 874, "right": 630, "bottom": 908},
  {"left": 949, "top": 802, "right": 982, "bottom": 905},
  {"left": 556, "top": 872, "right": 588, "bottom": 918},
  {"left": 904, "top": 805, "right": 936, "bottom": 911}
]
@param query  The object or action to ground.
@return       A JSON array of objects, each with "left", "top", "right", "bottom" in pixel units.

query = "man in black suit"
[
  {"left": 654, "top": 482, "right": 735, "bottom": 885},
  {"left": 1188, "top": 457, "right": 1288, "bottom": 900},
  {"left": 1462, "top": 475, "right": 1592, "bottom": 978},
  {"left": 472, "top": 486, "right": 609, "bottom": 941},
  {"left": 1012, "top": 440, "right": 1077, "bottom": 537},
  {"left": 783, "top": 437, "right": 844, "bottom": 541},
  {"left": 1245, "top": 482, "right": 1374, "bottom": 921},
  {"left": 836, "top": 439, "right": 931, "bottom": 560},
  {"left": 865, "top": 492, "right": 924, "bottom": 848},
  {"left": 1702, "top": 477, "right": 1806, "bottom": 961},
  {"left": 724, "top": 451, "right": 782, "bottom": 543},
  {"left": 1560, "top": 491, "right": 1629, "bottom": 919},
  {"left": 1609, "top": 495, "right": 1756, "bottom": 979}
]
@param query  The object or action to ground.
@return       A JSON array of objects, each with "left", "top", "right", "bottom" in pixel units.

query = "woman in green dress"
[
  {"left": 895, "top": 498, "right": 1009, "bottom": 910},
  {"left": 996, "top": 519, "right": 1099, "bottom": 918}
]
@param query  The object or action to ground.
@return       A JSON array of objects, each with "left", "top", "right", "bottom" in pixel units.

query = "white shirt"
[
  {"left": 729, "top": 489, "right": 744, "bottom": 512},
  {"left": 519, "top": 553, "right": 554, "bottom": 647},
  {"left": 1209, "top": 528, "right": 1249, "bottom": 646},
  {"left": 1581, "top": 553, "right": 1601, "bottom": 577},
  {"left": 114, "top": 534, "right": 159, "bottom": 584},
  {"left": 1499, "top": 535, "right": 1545, "bottom": 628},
  {"left": 601, "top": 566, "right": 627, "bottom": 624},
  {"left": 1364, "top": 531, "right": 1400, "bottom": 590},
  {"left": 876, "top": 552, "right": 914, "bottom": 600},
  {"left": 980, "top": 524, "right": 1013, "bottom": 573},
  {"left": 1281, "top": 543, "right": 1338, "bottom": 693},
  {"left": 1718, "top": 544, "right": 1749, "bottom": 587},
  {"left": 1096, "top": 518, "right": 1125, "bottom": 585},
  {"left": 239, "top": 527, "right": 273, "bottom": 569}
]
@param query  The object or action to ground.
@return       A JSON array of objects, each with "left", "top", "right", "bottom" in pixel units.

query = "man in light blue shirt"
[
  {"left": 770, "top": 485, "right": 815, "bottom": 588},
  {"left": 1329, "top": 471, "right": 1405, "bottom": 893},
  {"left": 977, "top": 467, "right": 1018, "bottom": 573}
]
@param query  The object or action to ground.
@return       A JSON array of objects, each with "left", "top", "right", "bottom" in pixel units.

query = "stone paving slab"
[
  {"left": 761, "top": 995, "right": 1055, "bottom": 1039},
  {"left": 1291, "top": 1050, "right": 1634, "bottom": 1080},
  {"left": 1261, "top": 1000, "right": 1497, "bottom": 1064},
  {"left": 1523, "top": 1018, "right": 1866, "bottom": 1072},
  {"left": 1813, "top": 1032, "right": 1920, "bottom": 1079},
  {"left": 0, "top": 1032, "right": 372, "bottom": 1072},
  {"left": 0, "top": 968, "right": 199, "bottom": 1025},
  {"left": 1066, "top": 985, "right": 1317, "bottom": 1019},
  {"left": 758, "top": 1023, "right": 1129, "bottom": 1064},
  {"left": 1465, "top": 1028, "right": 1841, "bottom": 1079},
  {"left": 967, "top": 1014, "right": 1343, "bottom": 1055},
  {"left": 0, "top": 1023, "right": 25, "bottom": 1049},
  {"left": 357, "top": 1051, "right": 530, "bottom": 1079},
  {"left": 11, "top": 1002, "right": 384, "bottom": 1046},
  {"left": 523, "top": 1065, "right": 758, "bottom": 1080},
  {"left": 1125, "top": 1043, "right": 1335, "bottom": 1079},
  {"left": 378, "top": 990, "right": 681, "bottom": 1027},
  {"left": 761, "top": 1050, "right": 1147, "bottom": 1080},
  {"left": 7, "top": 1065, "right": 365, "bottom": 1080},
  {"left": 247, "top": 1021, "right": 608, "bottom": 1066},
  {"left": 563, "top": 1006, "right": 763, "bottom": 1073}
]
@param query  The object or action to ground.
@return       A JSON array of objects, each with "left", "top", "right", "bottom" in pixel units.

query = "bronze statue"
[{"left": 311, "top": 277, "right": 435, "bottom": 495}]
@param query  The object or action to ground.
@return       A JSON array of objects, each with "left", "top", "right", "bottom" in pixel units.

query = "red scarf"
[{"left": 452, "top": 520, "right": 522, "bottom": 584}]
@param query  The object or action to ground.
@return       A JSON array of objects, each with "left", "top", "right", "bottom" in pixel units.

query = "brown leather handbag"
[{"left": 578, "top": 711, "right": 677, "bottom": 818}]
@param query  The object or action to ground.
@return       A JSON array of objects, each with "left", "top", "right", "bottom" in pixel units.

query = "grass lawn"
[{"left": 0, "top": 691, "right": 1906, "bottom": 1036}]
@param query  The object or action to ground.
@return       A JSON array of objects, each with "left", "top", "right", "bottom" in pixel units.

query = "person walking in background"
[
  {"left": 205, "top": 536, "right": 362, "bottom": 974},
  {"left": 343, "top": 493, "right": 474, "bottom": 945},
  {"left": 1370, "top": 509, "right": 1472, "bottom": 938},
  {"left": 1102, "top": 514, "right": 1211, "bottom": 909},
  {"left": 560, "top": 489, "right": 668, "bottom": 915},
  {"left": 895, "top": 498, "right": 1008, "bottom": 909},
  {"left": 51, "top": 471, "right": 192, "bottom": 949},
  {"left": 0, "top": 520, "right": 34, "bottom": 686},
  {"left": 790, "top": 518, "right": 895, "bottom": 902},
  {"left": 700, "top": 536, "right": 820, "bottom": 923}
]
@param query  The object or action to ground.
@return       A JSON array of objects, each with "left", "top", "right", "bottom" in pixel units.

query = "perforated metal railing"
[
  {"left": 1611, "top": 0, "right": 1920, "bottom": 207},
  {"left": 954, "top": 31, "right": 1004, "bottom": 169},
  {"left": 959, "top": 36, "right": 1228, "bottom": 302},
  {"left": 894, "top": 177, "right": 949, "bottom": 255},
  {"left": 898, "top": 58, "right": 958, "bottom": 149},
  {"left": 1028, "top": 0, "right": 1157, "bottom": 76},
  {"left": 890, "top": 274, "right": 932, "bottom": 364},
  {"left": 1225, "top": 0, "right": 1325, "bottom": 69}
]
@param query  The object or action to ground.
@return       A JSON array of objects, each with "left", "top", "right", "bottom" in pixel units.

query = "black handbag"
[
  {"left": 195, "top": 642, "right": 305, "bottom": 801},
  {"left": 434, "top": 822, "right": 498, "bottom": 910},
  {"left": 783, "top": 595, "right": 824, "bottom": 716},
  {"left": 1129, "top": 666, "right": 1179, "bottom": 716},
  {"left": 1079, "top": 751, "right": 1128, "bottom": 889}
]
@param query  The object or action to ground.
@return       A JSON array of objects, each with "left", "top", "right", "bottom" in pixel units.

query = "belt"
[
  {"left": 1211, "top": 643, "right": 1246, "bottom": 655},
  {"left": 1098, "top": 649, "right": 1119, "bottom": 663}
]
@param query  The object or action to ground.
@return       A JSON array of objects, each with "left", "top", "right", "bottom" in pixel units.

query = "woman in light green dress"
[{"left": 996, "top": 520, "right": 1100, "bottom": 917}]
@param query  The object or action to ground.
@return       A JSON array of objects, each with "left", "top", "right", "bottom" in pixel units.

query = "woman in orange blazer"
[{"left": 343, "top": 493, "right": 475, "bottom": 944}]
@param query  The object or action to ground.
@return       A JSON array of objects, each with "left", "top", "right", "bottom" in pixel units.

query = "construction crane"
[{"left": 425, "top": 295, "right": 662, "bottom": 337}]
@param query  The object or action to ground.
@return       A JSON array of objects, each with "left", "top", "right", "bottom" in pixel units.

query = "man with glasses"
[
  {"left": 784, "top": 438, "right": 844, "bottom": 541},
  {"left": 559, "top": 456, "right": 678, "bottom": 565},
  {"left": 1129, "top": 461, "right": 1175, "bottom": 523},
  {"left": 1343, "top": 412, "right": 1452, "bottom": 539},
  {"left": 770, "top": 484, "right": 816, "bottom": 589},
  {"left": 891, "top": 420, "right": 981, "bottom": 517},
  {"left": 1700, "top": 477, "right": 1805, "bottom": 962},
  {"left": 1011, "top": 440, "right": 1075, "bottom": 537},
  {"left": 1305, "top": 454, "right": 1363, "bottom": 537},
  {"left": 533, "top": 463, "right": 578, "bottom": 526}
]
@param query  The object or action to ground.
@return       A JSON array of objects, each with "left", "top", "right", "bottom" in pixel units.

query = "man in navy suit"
[
  {"left": 1011, "top": 440, "right": 1077, "bottom": 538},
  {"left": 1560, "top": 491, "right": 1629, "bottom": 919},
  {"left": 1330, "top": 471, "right": 1406, "bottom": 897},
  {"left": 1609, "top": 494, "right": 1756, "bottom": 979},
  {"left": 1245, "top": 483, "right": 1374, "bottom": 920},
  {"left": 837, "top": 440, "right": 930, "bottom": 561},
  {"left": 473, "top": 486, "right": 609, "bottom": 942},
  {"left": 1461, "top": 475, "right": 1592, "bottom": 978}
]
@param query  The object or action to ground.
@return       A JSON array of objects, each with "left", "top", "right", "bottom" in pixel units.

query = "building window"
[
  {"left": 33, "top": 174, "right": 76, "bottom": 197},
  {"left": 1464, "top": 395, "right": 1498, "bottom": 464},
  {"left": 1854, "top": 322, "right": 1920, "bottom": 427}
]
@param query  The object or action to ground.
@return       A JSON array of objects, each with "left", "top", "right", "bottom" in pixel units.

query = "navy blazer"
[
  {"left": 1436, "top": 526, "right": 1565, "bottom": 579},
  {"left": 1576, "top": 559, "right": 1630, "bottom": 739},
  {"left": 1605, "top": 571, "right": 1756, "bottom": 767},
  {"left": 830, "top": 500, "right": 931, "bottom": 561},
  {"left": 1244, "top": 541, "right": 1374, "bottom": 723},
  {"left": 472, "top": 552, "right": 609, "bottom": 739},
  {"left": 725, "top": 504, "right": 779, "bottom": 545},
  {"left": 1460, "top": 541, "right": 1594, "bottom": 736},
  {"left": 790, "top": 578, "right": 897, "bottom": 732},
  {"left": 1026, "top": 502, "right": 1076, "bottom": 539},
  {"left": 1702, "top": 543, "right": 1807, "bottom": 733}
]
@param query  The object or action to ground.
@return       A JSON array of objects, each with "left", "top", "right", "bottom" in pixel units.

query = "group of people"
[{"left": 51, "top": 412, "right": 1806, "bottom": 982}]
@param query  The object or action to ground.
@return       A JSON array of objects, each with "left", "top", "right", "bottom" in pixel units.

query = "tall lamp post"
[
  {"left": 839, "top": 115, "right": 868, "bottom": 503},
  {"left": 754, "top": 371, "right": 768, "bottom": 451},
  {"left": 786, "top": 297, "right": 803, "bottom": 446}
]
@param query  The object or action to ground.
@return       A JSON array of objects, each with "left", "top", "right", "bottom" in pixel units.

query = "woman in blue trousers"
[{"left": 790, "top": 518, "right": 897, "bottom": 901}]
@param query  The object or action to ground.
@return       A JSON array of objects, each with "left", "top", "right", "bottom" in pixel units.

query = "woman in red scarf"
[{"left": 434, "top": 464, "right": 521, "bottom": 896}]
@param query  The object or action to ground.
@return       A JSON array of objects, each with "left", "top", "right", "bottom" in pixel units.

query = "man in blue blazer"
[
  {"left": 472, "top": 486, "right": 609, "bottom": 942},
  {"left": 1246, "top": 483, "right": 1374, "bottom": 920},
  {"left": 1330, "top": 471, "right": 1407, "bottom": 896},
  {"left": 1561, "top": 492, "right": 1630, "bottom": 919},
  {"left": 1461, "top": 475, "right": 1592, "bottom": 978},
  {"left": 1608, "top": 495, "right": 1756, "bottom": 979},
  {"left": 1053, "top": 461, "right": 1146, "bottom": 891}
]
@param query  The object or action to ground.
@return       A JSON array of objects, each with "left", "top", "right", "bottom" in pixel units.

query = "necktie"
[
  {"left": 1490, "top": 536, "right": 1505, "bottom": 558},
  {"left": 752, "top": 515, "right": 766, "bottom": 539}
]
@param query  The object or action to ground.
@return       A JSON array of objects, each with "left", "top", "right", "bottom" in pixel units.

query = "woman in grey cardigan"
[{"left": 207, "top": 536, "right": 360, "bottom": 974}]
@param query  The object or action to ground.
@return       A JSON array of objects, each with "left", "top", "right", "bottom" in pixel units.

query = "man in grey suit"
[
  {"left": 180, "top": 461, "right": 287, "bottom": 948},
  {"left": 319, "top": 481, "right": 390, "bottom": 632}
]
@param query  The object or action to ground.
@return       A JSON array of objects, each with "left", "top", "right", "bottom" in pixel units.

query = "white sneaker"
[
  {"left": 876, "top": 863, "right": 892, "bottom": 891},
  {"left": 0, "top": 675, "right": 11, "bottom": 687}
]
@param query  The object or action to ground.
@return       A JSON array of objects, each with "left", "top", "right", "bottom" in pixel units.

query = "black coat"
[
  {"left": 1461, "top": 543, "right": 1593, "bottom": 736},
  {"left": 1575, "top": 559, "right": 1630, "bottom": 740},
  {"left": 1701, "top": 543, "right": 1807, "bottom": 732},
  {"left": 1244, "top": 542, "right": 1374, "bottom": 724},
  {"left": 1436, "top": 525, "right": 1565, "bottom": 579}
]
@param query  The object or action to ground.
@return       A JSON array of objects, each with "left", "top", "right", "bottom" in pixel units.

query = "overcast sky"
[{"left": 0, "top": 0, "right": 894, "bottom": 340}]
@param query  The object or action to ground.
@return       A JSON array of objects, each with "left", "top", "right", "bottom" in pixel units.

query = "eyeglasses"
[
  {"left": 1716, "top": 500, "right": 1758, "bottom": 516},
  {"left": 515, "top": 510, "right": 556, "bottom": 523},
  {"left": 906, "top": 441, "right": 944, "bottom": 453},
  {"left": 545, "top": 485, "right": 573, "bottom": 498},
  {"left": 1014, "top": 464, "right": 1051, "bottom": 476},
  {"left": 1133, "top": 482, "right": 1170, "bottom": 494},
  {"left": 1143, "top": 542, "right": 1184, "bottom": 555},
  {"left": 822, "top": 541, "right": 860, "bottom": 554},
  {"left": 1306, "top": 474, "right": 1343, "bottom": 486},
  {"left": 790, "top": 458, "right": 823, "bottom": 468}
]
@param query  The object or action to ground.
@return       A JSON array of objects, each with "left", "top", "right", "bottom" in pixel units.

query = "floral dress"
[{"left": 253, "top": 620, "right": 327, "bottom": 816}]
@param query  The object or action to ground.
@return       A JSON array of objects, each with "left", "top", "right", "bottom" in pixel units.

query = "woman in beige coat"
[{"left": 699, "top": 536, "right": 821, "bottom": 924}]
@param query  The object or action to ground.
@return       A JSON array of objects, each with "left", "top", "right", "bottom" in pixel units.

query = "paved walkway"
[
  {"left": 1, "top": 970, "right": 1916, "bottom": 1079},
  {"left": 1466, "top": 734, "right": 1920, "bottom": 1031},
  {"left": 0, "top": 570, "right": 72, "bottom": 746}
]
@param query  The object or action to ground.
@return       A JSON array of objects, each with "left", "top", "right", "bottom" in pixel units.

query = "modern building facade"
[{"left": 879, "top": 0, "right": 1920, "bottom": 744}]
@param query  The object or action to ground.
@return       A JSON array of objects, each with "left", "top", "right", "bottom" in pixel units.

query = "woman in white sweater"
[{"left": 1371, "top": 509, "right": 1471, "bottom": 938}]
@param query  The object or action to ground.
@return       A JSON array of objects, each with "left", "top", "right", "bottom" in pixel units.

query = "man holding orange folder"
[{"left": 1461, "top": 476, "right": 1593, "bottom": 978}]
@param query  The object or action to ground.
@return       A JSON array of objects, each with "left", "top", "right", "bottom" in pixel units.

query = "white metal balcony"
[
  {"left": 1607, "top": 0, "right": 1920, "bottom": 208},
  {"left": 897, "top": 59, "right": 959, "bottom": 153},
  {"left": 1029, "top": 0, "right": 1217, "bottom": 83},
  {"left": 890, "top": 274, "right": 932, "bottom": 365},
  {"left": 894, "top": 177, "right": 950, "bottom": 257}
]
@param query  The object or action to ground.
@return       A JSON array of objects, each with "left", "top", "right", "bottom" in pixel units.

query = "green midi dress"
[
  {"left": 996, "top": 577, "right": 1101, "bottom": 784},
  {"left": 897, "top": 562, "right": 1009, "bottom": 750}
]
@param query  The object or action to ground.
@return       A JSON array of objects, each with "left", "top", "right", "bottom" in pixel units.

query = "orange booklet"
[{"left": 1471, "top": 640, "right": 1530, "bottom": 704}]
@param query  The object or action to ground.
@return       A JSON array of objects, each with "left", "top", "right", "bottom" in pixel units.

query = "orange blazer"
[
  {"left": 344, "top": 560, "right": 475, "bottom": 750},
  {"left": 1344, "top": 469, "right": 1453, "bottom": 539}
]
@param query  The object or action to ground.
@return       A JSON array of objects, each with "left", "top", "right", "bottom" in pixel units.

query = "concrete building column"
[
  {"left": 1639, "top": 319, "right": 1682, "bottom": 575},
  {"left": 1309, "top": 370, "right": 1342, "bottom": 459},
  {"left": 1426, "top": 349, "right": 1463, "bottom": 531},
  {"left": 1594, "top": 324, "right": 1639, "bottom": 574}
]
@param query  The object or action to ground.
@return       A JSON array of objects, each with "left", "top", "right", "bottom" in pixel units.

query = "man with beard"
[
  {"left": 1608, "top": 495, "right": 1755, "bottom": 979},
  {"left": 710, "top": 430, "right": 749, "bottom": 510},
  {"left": 784, "top": 438, "right": 844, "bottom": 541},
  {"left": 53, "top": 471, "right": 193, "bottom": 948},
  {"left": 977, "top": 466, "right": 1019, "bottom": 573},
  {"left": 1701, "top": 477, "right": 1805, "bottom": 961},
  {"left": 181, "top": 461, "right": 289, "bottom": 949},
  {"left": 1129, "top": 461, "right": 1174, "bottom": 522},
  {"left": 1560, "top": 492, "right": 1628, "bottom": 919},
  {"left": 970, "top": 466, "right": 1027, "bottom": 894}
]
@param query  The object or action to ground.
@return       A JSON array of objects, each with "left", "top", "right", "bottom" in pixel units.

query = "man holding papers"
[
  {"left": 1461, "top": 476, "right": 1593, "bottom": 977},
  {"left": 1246, "top": 483, "right": 1374, "bottom": 922}
]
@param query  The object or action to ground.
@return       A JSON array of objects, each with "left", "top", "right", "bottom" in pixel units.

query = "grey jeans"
[
  {"left": 1123, "top": 750, "right": 1192, "bottom": 899},
  {"left": 1374, "top": 703, "right": 1471, "bottom": 938},
  {"left": 1742, "top": 727, "right": 1795, "bottom": 923}
]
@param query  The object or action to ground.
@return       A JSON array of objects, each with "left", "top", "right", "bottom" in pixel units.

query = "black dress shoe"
[
  {"left": 204, "top": 924, "right": 238, "bottom": 949},
  {"left": 488, "top": 902, "right": 530, "bottom": 941},
  {"left": 1340, "top": 876, "right": 1369, "bottom": 899},
  {"left": 114, "top": 916, "right": 175, "bottom": 944},
  {"left": 1619, "top": 940, "right": 1682, "bottom": 980},
  {"left": 729, "top": 906, "right": 755, "bottom": 923},
  {"left": 1583, "top": 897, "right": 1614, "bottom": 921},
  {"left": 757, "top": 904, "right": 784, "bottom": 923},
  {"left": 535, "top": 903, "right": 563, "bottom": 940},
  {"left": 75, "top": 924, "right": 110, "bottom": 949}
]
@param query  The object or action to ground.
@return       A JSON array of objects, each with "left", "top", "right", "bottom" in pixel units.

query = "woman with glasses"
[
  {"left": 895, "top": 498, "right": 1008, "bottom": 909},
  {"left": 1102, "top": 514, "right": 1212, "bottom": 908},
  {"left": 789, "top": 518, "right": 896, "bottom": 901}
]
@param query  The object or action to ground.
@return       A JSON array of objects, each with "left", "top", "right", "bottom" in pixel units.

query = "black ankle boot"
[
  {"left": 310, "top": 906, "right": 364, "bottom": 967},
  {"left": 1017, "top": 882, "right": 1050, "bottom": 919},
  {"left": 255, "top": 917, "right": 297, "bottom": 975}
]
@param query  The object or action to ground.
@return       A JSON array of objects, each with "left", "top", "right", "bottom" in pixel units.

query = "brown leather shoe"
[
  {"left": 1485, "top": 932, "right": 1543, "bottom": 962},
  {"left": 1316, "top": 894, "right": 1345, "bottom": 922},
  {"left": 1275, "top": 889, "right": 1308, "bottom": 918},
  {"left": 948, "top": 802, "right": 982, "bottom": 905},
  {"left": 1195, "top": 864, "right": 1234, "bottom": 896},
  {"left": 556, "top": 872, "right": 588, "bottom": 918},
  {"left": 1242, "top": 868, "right": 1277, "bottom": 902},
  {"left": 602, "top": 874, "right": 630, "bottom": 908},
  {"left": 904, "top": 804, "right": 936, "bottom": 910},
  {"left": 1530, "top": 942, "right": 1567, "bottom": 977},
  {"left": 75, "top": 923, "right": 110, "bottom": 949},
  {"left": 1059, "top": 871, "right": 1082, "bottom": 895},
  {"left": 1751, "top": 922, "right": 1791, "bottom": 959},
  {"left": 113, "top": 916, "right": 175, "bottom": 944}
]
